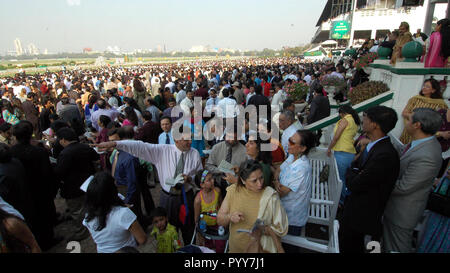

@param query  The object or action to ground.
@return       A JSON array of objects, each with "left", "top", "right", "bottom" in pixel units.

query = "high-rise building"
[
  {"left": 14, "top": 38, "right": 23, "bottom": 56},
  {"left": 27, "top": 43, "right": 39, "bottom": 55}
]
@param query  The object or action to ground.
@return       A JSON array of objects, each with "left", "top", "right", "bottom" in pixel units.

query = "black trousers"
[
  {"left": 32, "top": 199, "right": 56, "bottom": 251},
  {"left": 339, "top": 223, "right": 381, "bottom": 253},
  {"left": 136, "top": 165, "right": 155, "bottom": 217},
  {"left": 339, "top": 224, "right": 366, "bottom": 253}
]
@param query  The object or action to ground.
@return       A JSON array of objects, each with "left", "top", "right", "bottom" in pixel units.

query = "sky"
[{"left": 0, "top": 0, "right": 328, "bottom": 54}]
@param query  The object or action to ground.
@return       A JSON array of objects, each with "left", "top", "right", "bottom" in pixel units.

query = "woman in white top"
[
  {"left": 274, "top": 130, "right": 315, "bottom": 237},
  {"left": 83, "top": 172, "right": 147, "bottom": 253}
]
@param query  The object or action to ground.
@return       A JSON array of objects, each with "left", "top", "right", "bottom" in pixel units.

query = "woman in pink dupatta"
[{"left": 425, "top": 19, "right": 450, "bottom": 68}]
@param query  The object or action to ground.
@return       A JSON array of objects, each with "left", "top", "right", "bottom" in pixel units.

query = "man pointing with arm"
[{"left": 95, "top": 128, "right": 203, "bottom": 246}]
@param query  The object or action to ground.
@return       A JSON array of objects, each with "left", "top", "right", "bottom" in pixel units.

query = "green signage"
[
  {"left": 304, "top": 51, "right": 323, "bottom": 57},
  {"left": 330, "top": 20, "right": 351, "bottom": 40}
]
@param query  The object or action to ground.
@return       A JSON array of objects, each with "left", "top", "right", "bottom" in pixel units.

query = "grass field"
[{"left": 0, "top": 56, "right": 250, "bottom": 77}]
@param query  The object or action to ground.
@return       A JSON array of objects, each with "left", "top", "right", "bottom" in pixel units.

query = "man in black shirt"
[
  {"left": 10, "top": 121, "right": 60, "bottom": 251},
  {"left": 55, "top": 127, "right": 99, "bottom": 241},
  {"left": 307, "top": 86, "right": 330, "bottom": 125},
  {"left": 247, "top": 85, "right": 272, "bottom": 131},
  {"left": 380, "top": 30, "right": 399, "bottom": 59}
]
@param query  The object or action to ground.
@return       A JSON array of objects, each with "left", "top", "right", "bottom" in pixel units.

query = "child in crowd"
[
  {"left": 150, "top": 207, "right": 181, "bottom": 253},
  {"left": 193, "top": 170, "right": 226, "bottom": 253}
]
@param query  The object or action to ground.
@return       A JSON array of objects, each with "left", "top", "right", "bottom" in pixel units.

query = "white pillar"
[
  {"left": 371, "top": 30, "right": 377, "bottom": 39},
  {"left": 348, "top": 0, "right": 358, "bottom": 47},
  {"left": 447, "top": 0, "right": 450, "bottom": 18},
  {"left": 423, "top": 0, "right": 436, "bottom": 35}
]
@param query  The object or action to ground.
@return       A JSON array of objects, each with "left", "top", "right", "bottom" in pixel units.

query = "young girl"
[
  {"left": 150, "top": 207, "right": 181, "bottom": 253},
  {"left": 194, "top": 170, "right": 226, "bottom": 253}
]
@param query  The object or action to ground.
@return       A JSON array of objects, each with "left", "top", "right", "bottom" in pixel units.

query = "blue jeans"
[{"left": 334, "top": 151, "right": 355, "bottom": 205}]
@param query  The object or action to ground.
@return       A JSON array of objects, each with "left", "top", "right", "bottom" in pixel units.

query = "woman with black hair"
[
  {"left": 84, "top": 94, "right": 98, "bottom": 128},
  {"left": 82, "top": 171, "right": 147, "bottom": 253},
  {"left": 133, "top": 77, "right": 146, "bottom": 112},
  {"left": 217, "top": 159, "right": 288, "bottom": 253},
  {"left": 122, "top": 107, "right": 139, "bottom": 128},
  {"left": 121, "top": 97, "right": 143, "bottom": 127},
  {"left": 245, "top": 136, "right": 273, "bottom": 187},
  {"left": 327, "top": 104, "right": 361, "bottom": 205},
  {"left": 122, "top": 97, "right": 142, "bottom": 113},
  {"left": 400, "top": 78, "right": 447, "bottom": 144},
  {"left": 1, "top": 99, "right": 19, "bottom": 126},
  {"left": 425, "top": 18, "right": 450, "bottom": 68},
  {"left": 273, "top": 130, "right": 315, "bottom": 251}
]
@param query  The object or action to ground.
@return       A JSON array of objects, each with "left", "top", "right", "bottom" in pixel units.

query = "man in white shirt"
[
  {"left": 95, "top": 129, "right": 203, "bottom": 246},
  {"left": 175, "top": 83, "right": 186, "bottom": 105},
  {"left": 217, "top": 88, "right": 238, "bottom": 119},
  {"left": 279, "top": 110, "right": 303, "bottom": 156},
  {"left": 271, "top": 83, "right": 286, "bottom": 112},
  {"left": 150, "top": 76, "right": 161, "bottom": 97},
  {"left": 13, "top": 81, "right": 25, "bottom": 97},
  {"left": 64, "top": 77, "right": 72, "bottom": 91},
  {"left": 91, "top": 99, "right": 120, "bottom": 132},
  {"left": 205, "top": 89, "right": 220, "bottom": 115},
  {"left": 158, "top": 116, "right": 175, "bottom": 144},
  {"left": 180, "top": 90, "right": 194, "bottom": 115},
  {"left": 165, "top": 80, "right": 176, "bottom": 93},
  {"left": 246, "top": 85, "right": 256, "bottom": 106},
  {"left": 303, "top": 74, "right": 312, "bottom": 85}
]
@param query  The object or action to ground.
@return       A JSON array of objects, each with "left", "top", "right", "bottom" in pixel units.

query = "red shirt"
[
  {"left": 40, "top": 84, "right": 49, "bottom": 94},
  {"left": 261, "top": 82, "right": 271, "bottom": 97},
  {"left": 270, "top": 139, "right": 286, "bottom": 164}
]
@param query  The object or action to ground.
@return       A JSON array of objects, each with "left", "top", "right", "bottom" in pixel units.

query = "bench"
[{"left": 281, "top": 147, "right": 343, "bottom": 253}]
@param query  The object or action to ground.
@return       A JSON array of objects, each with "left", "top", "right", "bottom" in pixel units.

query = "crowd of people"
[
  {"left": 352, "top": 19, "right": 450, "bottom": 67},
  {"left": 0, "top": 23, "right": 449, "bottom": 253}
]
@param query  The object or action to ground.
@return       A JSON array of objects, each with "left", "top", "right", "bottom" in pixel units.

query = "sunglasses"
[{"left": 288, "top": 138, "right": 298, "bottom": 145}]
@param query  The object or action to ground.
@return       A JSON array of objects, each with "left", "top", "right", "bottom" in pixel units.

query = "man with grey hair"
[
  {"left": 95, "top": 127, "right": 202, "bottom": 246},
  {"left": 280, "top": 110, "right": 303, "bottom": 156},
  {"left": 383, "top": 108, "right": 443, "bottom": 253}
]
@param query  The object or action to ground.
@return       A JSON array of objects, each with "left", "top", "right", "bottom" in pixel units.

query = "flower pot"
[
  {"left": 402, "top": 41, "right": 423, "bottom": 62},
  {"left": 377, "top": 46, "right": 392, "bottom": 60}
]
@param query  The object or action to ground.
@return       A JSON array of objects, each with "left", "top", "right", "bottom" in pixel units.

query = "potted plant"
[
  {"left": 285, "top": 81, "right": 309, "bottom": 103},
  {"left": 347, "top": 81, "right": 389, "bottom": 105},
  {"left": 354, "top": 52, "right": 378, "bottom": 74},
  {"left": 321, "top": 76, "right": 346, "bottom": 95}
]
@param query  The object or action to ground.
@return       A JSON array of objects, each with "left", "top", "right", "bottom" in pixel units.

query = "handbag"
[
  {"left": 319, "top": 164, "right": 329, "bottom": 183},
  {"left": 426, "top": 177, "right": 450, "bottom": 217}
]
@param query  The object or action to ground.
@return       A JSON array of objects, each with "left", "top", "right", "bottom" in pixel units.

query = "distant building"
[
  {"left": 27, "top": 43, "right": 39, "bottom": 55},
  {"left": 189, "top": 45, "right": 207, "bottom": 53},
  {"left": 189, "top": 45, "right": 215, "bottom": 53},
  {"left": 14, "top": 38, "right": 23, "bottom": 56},
  {"left": 106, "top": 46, "right": 121, "bottom": 55}
]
